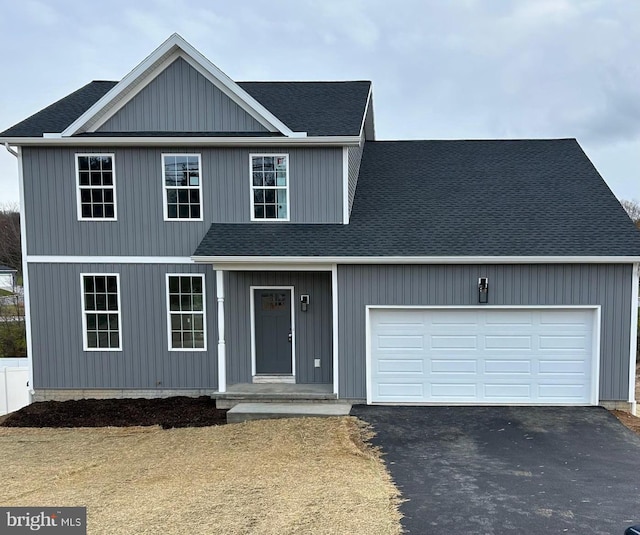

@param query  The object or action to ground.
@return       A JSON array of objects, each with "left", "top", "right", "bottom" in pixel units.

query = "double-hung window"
[
  {"left": 251, "top": 154, "right": 289, "bottom": 221},
  {"left": 166, "top": 274, "right": 206, "bottom": 350},
  {"left": 81, "top": 274, "right": 121, "bottom": 351},
  {"left": 162, "top": 154, "right": 202, "bottom": 220},
  {"left": 76, "top": 154, "right": 116, "bottom": 220}
]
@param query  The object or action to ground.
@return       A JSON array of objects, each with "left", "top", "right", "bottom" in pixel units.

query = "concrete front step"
[
  {"left": 226, "top": 402, "right": 352, "bottom": 423},
  {"left": 216, "top": 393, "right": 339, "bottom": 410}
]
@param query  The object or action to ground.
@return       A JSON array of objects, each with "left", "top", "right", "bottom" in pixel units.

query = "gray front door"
[{"left": 254, "top": 289, "right": 292, "bottom": 375}]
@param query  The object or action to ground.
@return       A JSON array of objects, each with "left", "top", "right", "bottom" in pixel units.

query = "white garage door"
[{"left": 368, "top": 308, "right": 597, "bottom": 405}]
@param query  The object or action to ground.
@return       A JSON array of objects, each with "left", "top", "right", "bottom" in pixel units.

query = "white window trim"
[
  {"left": 165, "top": 273, "right": 208, "bottom": 352},
  {"left": 161, "top": 153, "right": 204, "bottom": 222},
  {"left": 249, "top": 153, "right": 290, "bottom": 222},
  {"left": 75, "top": 153, "right": 117, "bottom": 221},
  {"left": 80, "top": 272, "right": 123, "bottom": 352}
]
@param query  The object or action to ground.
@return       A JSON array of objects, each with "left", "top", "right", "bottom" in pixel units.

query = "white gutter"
[
  {"left": 0, "top": 135, "right": 361, "bottom": 147},
  {"left": 192, "top": 255, "right": 640, "bottom": 265}
]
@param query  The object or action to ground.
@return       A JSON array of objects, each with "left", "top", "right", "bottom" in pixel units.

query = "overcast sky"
[{"left": 1, "top": 0, "right": 639, "bottom": 205}]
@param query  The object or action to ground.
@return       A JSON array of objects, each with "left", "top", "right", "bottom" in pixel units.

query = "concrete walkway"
[{"left": 227, "top": 402, "right": 351, "bottom": 423}]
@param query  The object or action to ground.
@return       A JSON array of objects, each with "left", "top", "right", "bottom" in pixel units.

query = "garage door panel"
[
  {"left": 538, "top": 384, "right": 587, "bottom": 399},
  {"left": 431, "top": 359, "right": 477, "bottom": 373},
  {"left": 431, "top": 383, "right": 477, "bottom": 398},
  {"left": 430, "top": 335, "right": 477, "bottom": 349},
  {"left": 484, "top": 384, "right": 531, "bottom": 398},
  {"left": 484, "top": 335, "right": 532, "bottom": 349},
  {"left": 539, "top": 335, "right": 588, "bottom": 350},
  {"left": 377, "top": 383, "right": 424, "bottom": 398},
  {"left": 370, "top": 308, "right": 595, "bottom": 405},
  {"left": 377, "top": 359, "right": 424, "bottom": 374},
  {"left": 484, "top": 360, "right": 531, "bottom": 374},
  {"left": 377, "top": 335, "right": 424, "bottom": 349}
]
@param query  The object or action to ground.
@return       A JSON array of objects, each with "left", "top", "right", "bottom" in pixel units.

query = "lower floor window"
[
  {"left": 82, "top": 274, "right": 121, "bottom": 350},
  {"left": 166, "top": 274, "right": 206, "bottom": 350}
]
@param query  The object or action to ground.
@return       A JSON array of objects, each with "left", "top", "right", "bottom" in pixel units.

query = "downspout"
[
  {"left": 5, "top": 143, "right": 35, "bottom": 399},
  {"left": 4, "top": 143, "right": 18, "bottom": 157}
]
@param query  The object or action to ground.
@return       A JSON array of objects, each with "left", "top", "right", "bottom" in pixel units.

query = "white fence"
[{"left": 0, "top": 360, "right": 31, "bottom": 416}]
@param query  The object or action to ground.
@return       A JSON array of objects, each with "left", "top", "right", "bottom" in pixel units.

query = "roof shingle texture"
[
  {"left": 0, "top": 80, "right": 370, "bottom": 137},
  {"left": 195, "top": 139, "right": 640, "bottom": 257}
]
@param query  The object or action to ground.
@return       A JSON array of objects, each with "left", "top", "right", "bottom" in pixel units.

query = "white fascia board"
[
  {"left": 358, "top": 85, "right": 373, "bottom": 140},
  {"left": 629, "top": 262, "right": 639, "bottom": 404},
  {"left": 26, "top": 256, "right": 193, "bottom": 264},
  {"left": 0, "top": 136, "right": 360, "bottom": 147},
  {"left": 60, "top": 33, "right": 302, "bottom": 137},
  {"left": 193, "top": 255, "right": 640, "bottom": 265}
]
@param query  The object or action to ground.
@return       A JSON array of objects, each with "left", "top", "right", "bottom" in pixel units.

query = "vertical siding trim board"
[
  {"left": 364, "top": 305, "right": 602, "bottom": 406},
  {"left": 249, "top": 286, "right": 296, "bottom": 379},
  {"left": 332, "top": 264, "right": 339, "bottom": 395},
  {"left": 17, "top": 148, "right": 35, "bottom": 395},
  {"left": 630, "top": 263, "right": 640, "bottom": 405},
  {"left": 342, "top": 147, "right": 349, "bottom": 224}
]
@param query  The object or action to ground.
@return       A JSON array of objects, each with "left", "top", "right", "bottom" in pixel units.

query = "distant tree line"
[
  {"left": 622, "top": 199, "right": 640, "bottom": 229},
  {"left": 0, "top": 203, "right": 21, "bottom": 273}
]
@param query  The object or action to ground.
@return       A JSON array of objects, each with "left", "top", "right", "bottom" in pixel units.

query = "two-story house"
[{"left": 2, "top": 34, "right": 640, "bottom": 411}]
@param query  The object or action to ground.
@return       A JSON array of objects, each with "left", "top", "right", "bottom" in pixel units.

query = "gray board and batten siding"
[
  {"left": 28, "top": 264, "right": 332, "bottom": 390},
  {"left": 224, "top": 271, "right": 333, "bottom": 386},
  {"left": 97, "top": 57, "right": 268, "bottom": 133},
  {"left": 337, "top": 264, "right": 634, "bottom": 401},
  {"left": 22, "top": 145, "right": 343, "bottom": 256},
  {"left": 28, "top": 263, "right": 218, "bottom": 390}
]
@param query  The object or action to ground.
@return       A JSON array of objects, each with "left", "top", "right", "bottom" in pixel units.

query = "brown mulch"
[{"left": 1, "top": 396, "right": 227, "bottom": 429}]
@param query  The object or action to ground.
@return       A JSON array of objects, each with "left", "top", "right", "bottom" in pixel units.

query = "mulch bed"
[{"left": 1, "top": 396, "right": 227, "bottom": 429}]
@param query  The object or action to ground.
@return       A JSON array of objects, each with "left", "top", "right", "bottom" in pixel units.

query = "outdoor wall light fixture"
[
  {"left": 300, "top": 294, "right": 310, "bottom": 312},
  {"left": 478, "top": 277, "right": 489, "bottom": 304}
]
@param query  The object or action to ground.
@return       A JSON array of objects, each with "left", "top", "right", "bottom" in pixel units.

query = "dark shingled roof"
[
  {"left": 238, "top": 81, "right": 370, "bottom": 136},
  {"left": 0, "top": 81, "right": 117, "bottom": 137},
  {"left": 194, "top": 139, "right": 640, "bottom": 258},
  {"left": 0, "top": 80, "right": 370, "bottom": 138}
]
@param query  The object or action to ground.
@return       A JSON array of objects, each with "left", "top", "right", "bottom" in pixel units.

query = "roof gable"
[
  {"left": 97, "top": 57, "right": 268, "bottom": 133},
  {"left": 62, "top": 34, "right": 302, "bottom": 137}
]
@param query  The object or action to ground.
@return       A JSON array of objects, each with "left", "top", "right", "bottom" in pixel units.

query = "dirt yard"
[{"left": 0, "top": 417, "right": 402, "bottom": 535}]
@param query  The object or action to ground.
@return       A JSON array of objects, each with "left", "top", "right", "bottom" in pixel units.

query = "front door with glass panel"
[{"left": 254, "top": 289, "right": 292, "bottom": 375}]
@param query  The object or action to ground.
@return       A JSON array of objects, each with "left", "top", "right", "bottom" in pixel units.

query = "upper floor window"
[
  {"left": 251, "top": 154, "right": 289, "bottom": 221},
  {"left": 81, "top": 273, "right": 121, "bottom": 351},
  {"left": 76, "top": 154, "right": 116, "bottom": 220},
  {"left": 162, "top": 154, "right": 202, "bottom": 221}
]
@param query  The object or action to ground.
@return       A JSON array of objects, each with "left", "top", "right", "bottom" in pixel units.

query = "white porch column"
[{"left": 216, "top": 269, "right": 226, "bottom": 393}]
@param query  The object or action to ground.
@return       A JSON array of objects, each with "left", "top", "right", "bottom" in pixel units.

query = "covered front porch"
[{"left": 208, "top": 264, "right": 339, "bottom": 398}]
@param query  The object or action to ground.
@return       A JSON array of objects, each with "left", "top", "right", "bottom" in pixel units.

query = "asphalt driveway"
[{"left": 351, "top": 406, "right": 640, "bottom": 535}]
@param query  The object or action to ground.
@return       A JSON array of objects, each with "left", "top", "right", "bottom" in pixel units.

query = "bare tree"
[
  {"left": 0, "top": 203, "right": 21, "bottom": 273},
  {"left": 621, "top": 199, "right": 640, "bottom": 229}
]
